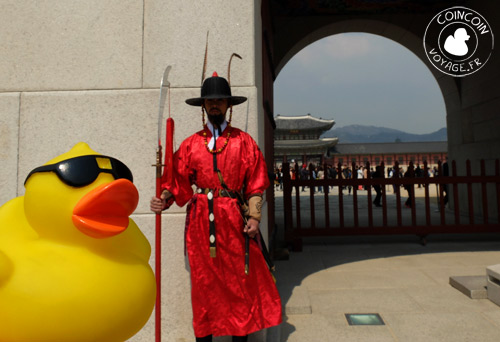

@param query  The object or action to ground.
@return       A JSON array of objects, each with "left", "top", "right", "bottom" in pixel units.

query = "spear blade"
[{"left": 157, "top": 65, "right": 172, "bottom": 144}]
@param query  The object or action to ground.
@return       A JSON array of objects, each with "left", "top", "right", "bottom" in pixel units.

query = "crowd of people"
[{"left": 273, "top": 160, "right": 449, "bottom": 210}]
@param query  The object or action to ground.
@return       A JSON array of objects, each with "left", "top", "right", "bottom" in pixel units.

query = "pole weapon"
[
  {"left": 154, "top": 65, "right": 172, "bottom": 342},
  {"left": 223, "top": 51, "right": 252, "bottom": 276},
  {"left": 218, "top": 182, "right": 275, "bottom": 278},
  {"left": 202, "top": 31, "right": 209, "bottom": 85}
]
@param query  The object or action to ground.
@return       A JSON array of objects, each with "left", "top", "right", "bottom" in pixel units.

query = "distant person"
[
  {"left": 310, "top": 163, "right": 317, "bottom": 193},
  {"left": 317, "top": 166, "right": 324, "bottom": 193},
  {"left": 403, "top": 166, "right": 414, "bottom": 208},
  {"left": 279, "top": 167, "right": 283, "bottom": 190},
  {"left": 328, "top": 164, "right": 337, "bottom": 178},
  {"left": 363, "top": 167, "right": 369, "bottom": 190},
  {"left": 444, "top": 27, "right": 470, "bottom": 56},
  {"left": 300, "top": 164, "right": 308, "bottom": 192},
  {"left": 275, "top": 167, "right": 283, "bottom": 191},
  {"left": 290, "top": 163, "right": 296, "bottom": 180},
  {"left": 436, "top": 158, "right": 450, "bottom": 212},
  {"left": 342, "top": 166, "right": 352, "bottom": 195},
  {"left": 372, "top": 165, "right": 383, "bottom": 207},
  {"left": 388, "top": 167, "right": 397, "bottom": 193},
  {"left": 274, "top": 168, "right": 279, "bottom": 190},
  {"left": 327, "top": 164, "right": 337, "bottom": 191},
  {"left": 356, "top": 166, "right": 363, "bottom": 190},
  {"left": 415, "top": 164, "right": 422, "bottom": 188},
  {"left": 442, "top": 159, "right": 449, "bottom": 206}
]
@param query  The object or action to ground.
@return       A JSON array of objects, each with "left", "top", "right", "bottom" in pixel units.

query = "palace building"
[
  {"left": 273, "top": 114, "right": 447, "bottom": 169},
  {"left": 274, "top": 114, "right": 338, "bottom": 164}
]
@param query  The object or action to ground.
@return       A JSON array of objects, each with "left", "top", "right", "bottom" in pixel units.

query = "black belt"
[{"left": 196, "top": 187, "right": 238, "bottom": 198}]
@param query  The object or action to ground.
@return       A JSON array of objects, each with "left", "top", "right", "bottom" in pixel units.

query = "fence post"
[
  {"left": 381, "top": 162, "right": 388, "bottom": 227},
  {"left": 481, "top": 160, "right": 489, "bottom": 224},
  {"left": 466, "top": 160, "right": 474, "bottom": 225},
  {"left": 308, "top": 163, "right": 316, "bottom": 229},
  {"left": 366, "top": 161, "right": 373, "bottom": 228},
  {"left": 352, "top": 161, "right": 359, "bottom": 227},
  {"left": 323, "top": 163, "right": 330, "bottom": 229},
  {"left": 295, "top": 163, "right": 302, "bottom": 231},
  {"left": 496, "top": 159, "right": 500, "bottom": 224},
  {"left": 452, "top": 160, "right": 460, "bottom": 225},
  {"left": 293, "top": 162, "right": 303, "bottom": 251},
  {"left": 338, "top": 162, "right": 345, "bottom": 228},
  {"left": 438, "top": 160, "right": 446, "bottom": 225},
  {"left": 282, "top": 162, "right": 293, "bottom": 245},
  {"left": 408, "top": 162, "right": 416, "bottom": 226},
  {"left": 423, "top": 160, "right": 431, "bottom": 226},
  {"left": 395, "top": 161, "right": 402, "bottom": 226}
]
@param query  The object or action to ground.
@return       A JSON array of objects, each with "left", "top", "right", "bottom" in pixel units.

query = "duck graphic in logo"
[{"left": 444, "top": 28, "right": 470, "bottom": 57}]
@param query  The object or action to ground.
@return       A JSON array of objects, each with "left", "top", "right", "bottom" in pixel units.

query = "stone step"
[
  {"left": 449, "top": 275, "right": 488, "bottom": 299},
  {"left": 486, "top": 264, "right": 500, "bottom": 307}
]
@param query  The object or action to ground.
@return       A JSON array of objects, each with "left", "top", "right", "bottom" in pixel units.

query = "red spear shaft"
[
  {"left": 154, "top": 141, "right": 162, "bottom": 342},
  {"left": 154, "top": 66, "right": 171, "bottom": 342}
]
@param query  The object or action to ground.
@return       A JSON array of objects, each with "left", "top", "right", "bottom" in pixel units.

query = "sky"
[{"left": 274, "top": 33, "right": 447, "bottom": 135}]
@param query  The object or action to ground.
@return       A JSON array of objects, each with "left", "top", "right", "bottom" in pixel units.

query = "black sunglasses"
[{"left": 24, "top": 155, "right": 133, "bottom": 188}]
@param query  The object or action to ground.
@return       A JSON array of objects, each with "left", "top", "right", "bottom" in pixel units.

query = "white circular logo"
[{"left": 423, "top": 6, "right": 494, "bottom": 77}]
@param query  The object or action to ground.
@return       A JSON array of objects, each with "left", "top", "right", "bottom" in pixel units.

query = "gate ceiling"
[{"left": 269, "top": 0, "right": 462, "bottom": 74}]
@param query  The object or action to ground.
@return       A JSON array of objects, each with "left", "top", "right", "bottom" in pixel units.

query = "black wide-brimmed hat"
[{"left": 185, "top": 72, "right": 247, "bottom": 107}]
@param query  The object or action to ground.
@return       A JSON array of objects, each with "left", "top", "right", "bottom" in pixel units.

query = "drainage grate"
[{"left": 345, "top": 313, "right": 385, "bottom": 326}]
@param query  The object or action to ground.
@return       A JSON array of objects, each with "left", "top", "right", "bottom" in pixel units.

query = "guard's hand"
[
  {"left": 244, "top": 217, "right": 259, "bottom": 238},
  {"left": 150, "top": 190, "right": 170, "bottom": 213}
]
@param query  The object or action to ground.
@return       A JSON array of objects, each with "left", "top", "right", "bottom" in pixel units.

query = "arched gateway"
[
  {"left": 262, "top": 0, "right": 498, "bottom": 172},
  {"left": 262, "top": 0, "right": 499, "bottom": 228}
]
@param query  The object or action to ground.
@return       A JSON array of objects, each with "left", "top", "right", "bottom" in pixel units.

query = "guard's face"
[
  {"left": 204, "top": 98, "right": 229, "bottom": 116},
  {"left": 204, "top": 98, "right": 229, "bottom": 126}
]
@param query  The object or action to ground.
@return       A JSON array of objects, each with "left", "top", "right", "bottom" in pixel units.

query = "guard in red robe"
[{"left": 151, "top": 72, "right": 282, "bottom": 342}]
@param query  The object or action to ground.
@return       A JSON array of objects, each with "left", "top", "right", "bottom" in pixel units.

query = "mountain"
[{"left": 322, "top": 125, "right": 447, "bottom": 143}]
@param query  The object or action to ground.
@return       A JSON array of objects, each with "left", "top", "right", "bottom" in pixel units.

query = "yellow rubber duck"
[{"left": 0, "top": 142, "right": 156, "bottom": 342}]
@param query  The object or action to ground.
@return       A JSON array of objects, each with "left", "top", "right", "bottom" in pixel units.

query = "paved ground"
[{"left": 267, "top": 188, "right": 500, "bottom": 342}]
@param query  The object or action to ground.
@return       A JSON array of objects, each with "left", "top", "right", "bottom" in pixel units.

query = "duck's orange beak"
[{"left": 72, "top": 179, "right": 139, "bottom": 238}]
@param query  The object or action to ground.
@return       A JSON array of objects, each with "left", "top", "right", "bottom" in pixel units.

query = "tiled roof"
[
  {"left": 275, "top": 138, "right": 339, "bottom": 156},
  {"left": 275, "top": 114, "right": 335, "bottom": 131}
]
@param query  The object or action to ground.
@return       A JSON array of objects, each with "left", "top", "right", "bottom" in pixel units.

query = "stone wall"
[{"left": 0, "top": 1, "right": 265, "bottom": 341}]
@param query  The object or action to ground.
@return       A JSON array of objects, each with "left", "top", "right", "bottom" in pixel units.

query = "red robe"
[{"left": 163, "top": 125, "right": 282, "bottom": 337}]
